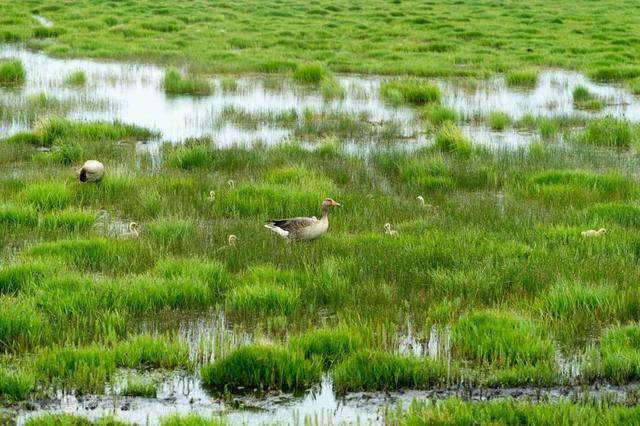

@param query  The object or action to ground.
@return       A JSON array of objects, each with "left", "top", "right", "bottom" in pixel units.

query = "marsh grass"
[
  {"left": 434, "top": 123, "right": 472, "bottom": 156},
  {"left": 0, "top": 204, "right": 38, "bottom": 227},
  {"left": 200, "top": 344, "right": 321, "bottom": 392},
  {"left": 453, "top": 311, "right": 554, "bottom": 368},
  {"left": 487, "top": 111, "right": 511, "bottom": 131},
  {"left": 332, "top": 351, "right": 452, "bottom": 392},
  {"left": 380, "top": 79, "right": 440, "bottom": 105},
  {"left": 0, "top": 59, "right": 25, "bottom": 85},
  {"left": 584, "top": 325, "right": 640, "bottom": 384},
  {"left": 0, "top": 299, "right": 43, "bottom": 352},
  {"left": 292, "top": 63, "right": 327, "bottom": 85},
  {"left": 584, "top": 203, "right": 640, "bottom": 228},
  {"left": 148, "top": 218, "right": 197, "bottom": 252},
  {"left": 27, "top": 238, "right": 154, "bottom": 274},
  {"left": 120, "top": 375, "right": 157, "bottom": 397},
  {"left": 573, "top": 85, "right": 605, "bottom": 110},
  {"left": 578, "top": 117, "right": 636, "bottom": 148},
  {"left": 525, "top": 169, "right": 636, "bottom": 206},
  {"left": 388, "top": 398, "right": 640, "bottom": 425},
  {"left": 36, "top": 335, "right": 188, "bottom": 392},
  {"left": 539, "top": 280, "right": 618, "bottom": 320},
  {"left": 505, "top": 70, "right": 538, "bottom": 88},
  {"left": 227, "top": 281, "right": 301, "bottom": 316},
  {"left": 64, "top": 69, "right": 87, "bottom": 87},
  {"left": 320, "top": 77, "right": 346, "bottom": 99},
  {"left": 290, "top": 328, "right": 361, "bottom": 367},
  {"left": 160, "top": 413, "right": 227, "bottom": 426},
  {"left": 163, "top": 68, "right": 212, "bottom": 96},
  {"left": 421, "top": 105, "right": 458, "bottom": 127},
  {"left": 0, "top": 367, "right": 34, "bottom": 401},
  {"left": 21, "top": 182, "right": 71, "bottom": 212},
  {"left": 0, "top": 262, "right": 48, "bottom": 294},
  {"left": 40, "top": 209, "right": 96, "bottom": 232}
]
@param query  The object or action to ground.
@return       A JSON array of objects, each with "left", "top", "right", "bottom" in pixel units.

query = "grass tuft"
[
  {"left": 290, "top": 328, "right": 361, "bottom": 367},
  {"left": 163, "top": 68, "right": 212, "bottom": 95},
  {"left": 0, "top": 59, "right": 26, "bottom": 86},
  {"left": 293, "top": 63, "right": 327, "bottom": 84},
  {"left": 434, "top": 123, "right": 472, "bottom": 156},
  {"left": 505, "top": 69, "right": 538, "bottom": 88},
  {"left": 332, "top": 351, "right": 452, "bottom": 392},
  {"left": 200, "top": 344, "right": 321, "bottom": 392},
  {"left": 380, "top": 79, "right": 440, "bottom": 105}
]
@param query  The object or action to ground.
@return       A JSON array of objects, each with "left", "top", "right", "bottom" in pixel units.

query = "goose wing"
[{"left": 266, "top": 216, "right": 317, "bottom": 233}]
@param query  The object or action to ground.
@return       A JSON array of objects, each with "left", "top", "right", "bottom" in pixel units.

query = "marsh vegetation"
[{"left": 2, "top": 1, "right": 640, "bottom": 423}]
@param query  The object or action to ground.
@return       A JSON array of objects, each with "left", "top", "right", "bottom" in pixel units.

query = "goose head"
[
  {"left": 209, "top": 190, "right": 216, "bottom": 200},
  {"left": 384, "top": 223, "right": 392, "bottom": 232},
  {"left": 322, "top": 198, "right": 341, "bottom": 208},
  {"left": 228, "top": 234, "right": 238, "bottom": 247},
  {"left": 417, "top": 195, "right": 425, "bottom": 206},
  {"left": 598, "top": 228, "right": 607, "bottom": 235},
  {"left": 227, "top": 179, "right": 235, "bottom": 190}
]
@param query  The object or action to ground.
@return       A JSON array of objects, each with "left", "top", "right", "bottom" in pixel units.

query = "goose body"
[
  {"left": 265, "top": 198, "right": 340, "bottom": 241},
  {"left": 79, "top": 160, "right": 104, "bottom": 183}
]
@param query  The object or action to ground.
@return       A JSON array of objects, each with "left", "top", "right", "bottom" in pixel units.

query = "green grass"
[
  {"left": 421, "top": 105, "right": 458, "bottom": 126},
  {"left": 200, "top": 344, "right": 321, "bottom": 392},
  {"left": 0, "top": 367, "right": 34, "bottom": 401},
  {"left": 332, "top": 351, "right": 452, "bottom": 392},
  {"left": 453, "top": 310, "right": 554, "bottom": 368},
  {"left": 4, "top": 0, "right": 639, "bottom": 83},
  {"left": 226, "top": 281, "right": 301, "bottom": 316},
  {"left": 160, "top": 414, "right": 227, "bottom": 426},
  {"left": 578, "top": 117, "right": 637, "bottom": 148},
  {"left": 120, "top": 376, "right": 157, "bottom": 397},
  {"left": 588, "top": 324, "right": 640, "bottom": 384},
  {"left": 505, "top": 69, "right": 538, "bottom": 88},
  {"left": 487, "top": 111, "right": 511, "bottom": 131},
  {"left": 292, "top": 63, "right": 327, "bottom": 85},
  {"left": 163, "top": 68, "right": 212, "bottom": 95},
  {"left": 64, "top": 69, "right": 87, "bottom": 87},
  {"left": 388, "top": 398, "right": 640, "bottom": 425},
  {"left": 434, "top": 123, "right": 472, "bottom": 156},
  {"left": 21, "top": 182, "right": 71, "bottom": 211},
  {"left": 573, "top": 85, "right": 605, "bottom": 110},
  {"left": 0, "top": 59, "right": 26, "bottom": 86},
  {"left": 0, "top": 263, "right": 48, "bottom": 294},
  {"left": 380, "top": 79, "right": 440, "bottom": 105},
  {"left": 290, "top": 328, "right": 361, "bottom": 366}
]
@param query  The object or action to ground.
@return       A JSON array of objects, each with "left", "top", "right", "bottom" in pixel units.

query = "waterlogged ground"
[
  {"left": 2, "top": 46, "right": 640, "bottom": 153},
  {"left": 4, "top": 40, "right": 640, "bottom": 425}
]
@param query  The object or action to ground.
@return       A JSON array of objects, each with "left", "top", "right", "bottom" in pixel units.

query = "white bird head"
[
  {"left": 417, "top": 195, "right": 425, "bottom": 205},
  {"left": 209, "top": 190, "right": 216, "bottom": 200},
  {"left": 228, "top": 234, "right": 238, "bottom": 246},
  {"left": 227, "top": 179, "right": 235, "bottom": 189},
  {"left": 384, "top": 223, "right": 392, "bottom": 231}
]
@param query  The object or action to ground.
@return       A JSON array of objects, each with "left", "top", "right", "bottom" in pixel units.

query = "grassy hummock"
[
  {"left": 163, "top": 68, "right": 212, "bottom": 96},
  {"left": 200, "top": 344, "right": 321, "bottom": 392},
  {"left": 0, "top": 59, "right": 26, "bottom": 86}
]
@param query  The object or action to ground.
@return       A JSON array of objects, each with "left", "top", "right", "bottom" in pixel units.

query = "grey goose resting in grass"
[{"left": 265, "top": 198, "right": 341, "bottom": 241}]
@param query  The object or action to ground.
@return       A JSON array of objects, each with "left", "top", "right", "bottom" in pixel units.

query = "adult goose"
[
  {"left": 78, "top": 160, "right": 104, "bottom": 183},
  {"left": 265, "top": 198, "right": 341, "bottom": 241}
]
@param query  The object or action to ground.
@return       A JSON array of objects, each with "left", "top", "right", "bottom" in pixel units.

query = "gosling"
[
  {"left": 581, "top": 228, "right": 606, "bottom": 237},
  {"left": 384, "top": 223, "right": 398, "bottom": 237}
]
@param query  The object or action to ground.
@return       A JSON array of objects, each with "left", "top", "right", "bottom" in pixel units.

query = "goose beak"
[{"left": 333, "top": 201, "right": 341, "bottom": 207}]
